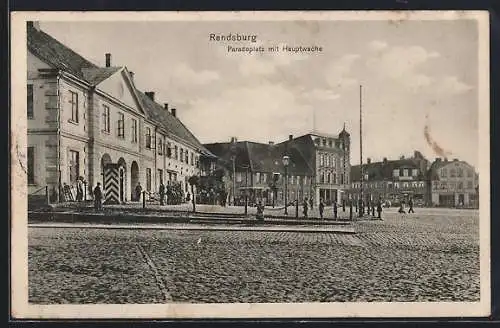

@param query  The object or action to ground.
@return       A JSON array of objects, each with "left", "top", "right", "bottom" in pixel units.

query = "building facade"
[
  {"left": 204, "top": 128, "right": 351, "bottom": 206},
  {"left": 349, "top": 151, "right": 430, "bottom": 206},
  {"left": 428, "top": 158, "right": 479, "bottom": 207},
  {"left": 27, "top": 22, "right": 213, "bottom": 204}
]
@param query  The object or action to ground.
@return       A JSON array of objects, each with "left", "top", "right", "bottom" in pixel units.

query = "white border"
[{"left": 10, "top": 10, "right": 491, "bottom": 319}]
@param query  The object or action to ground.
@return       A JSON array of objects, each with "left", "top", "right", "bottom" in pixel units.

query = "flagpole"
[{"left": 359, "top": 84, "right": 364, "bottom": 217}]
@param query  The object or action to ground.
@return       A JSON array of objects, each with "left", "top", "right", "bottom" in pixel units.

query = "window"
[
  {"left": 69, "top": 91, "right": 79, "bottom": 122},
  {"left": 166, "top": 143, "right": 172, "bottom": 158},
  {"left": 131, "top": 119, "right": 137, "bottom": 143},
  {"left": 185, "top": 150, "right": 189, "bottom": 164},
  {"left": 256, "top": 172, "right": 260, "bottom": 183},
  {"left": 236, "top": 172, "right": 242, "bottom": 183},
  {"left": 158, "top": 169, "right": 163, "bottom": 185},
  {"left": 327, "top": 173, "right": 331, "bottom": 184},
  {"left": 117, "top": 112, "right": 125, "bottom": 138},
  {"left": 328, "top": 140, "right": 333, "bottom": 147},
  {"left": 27, "top": 84, "right": 34, "bottom": 119},
  {"left": 403, "top": 169, "right": 409, "bottom": 177},
  {"left": 458, "top": 182, "right": 463, "bottom": 190},
  {"left": 102, "top": 105, "right": 110, "bottom": 133},
  {"left": 450, "top": 168, "right": 456, "bottom": 177},
  {"left": 467, "top": 181, "right": 473, "bottom": 189},
  {"left": 145, "top": 127, "right": 151, "bottom": 148},
  {"left": 441, "top": 169, "right": 447, "bottom": 178},
  {"left": 174, "top": 146, "right": 178, "bottom": 160},
  {"left": 394, "top": 182, "right": 399, "bottom": 189},
  {"left": 180, "top": 148, "right": 184, "bottom": 162},
  {"left": 457, "top": 168, "right": 463, "bottom": 177},
  {"left": 333, "top": 173, "right": 337, "bottom": 184},
  {"left": 393, "top": 169, "right": 399, "bottom": 177},
  {"left": 412, "top": 169, "right": 418, "bottom": 177},
  {"left": 158, "top": 138, "right": 163, "bottom": 155},
  {"left": 69, "top": 150, "right": 79, "bottom": 184},
  {"left": 467, "top": 169, "right": 473, "bottom": 177},
  {"left": 190, "top": 153, "right": 194, "bottom": 166},
  {"left": 146, "top": 168, "right": 152, "bottom": 191},
  {"left": 27, "top": 146, "right": 35, "bottom": 184}
]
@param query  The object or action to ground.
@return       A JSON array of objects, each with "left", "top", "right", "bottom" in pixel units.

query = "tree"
[{"left": 188, "top": 175, "right": 200, "bottom": 213}]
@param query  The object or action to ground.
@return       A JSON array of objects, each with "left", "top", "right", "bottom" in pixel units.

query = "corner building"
[{"left": 26, "top": 22, "right": 214, "bottom": 204}]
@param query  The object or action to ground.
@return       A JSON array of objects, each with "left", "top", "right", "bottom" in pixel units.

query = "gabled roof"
[
  {"left": 135, "top": 91, "right": 212, "bottom": 155},
  {"left": 82, "top": 67, "right": 122, "bottom": 85},
  {"left": 427, "top": 159, "right": 476, "bottom": 180},
  {"left": 350, "top": 158, "right": 423, "bottom": 182},
  {"left": 27, "top": 24, "right": 98, "bottom": 80},
  {"left": 204, "top": 141, "right": 314, "bottom": 176}
]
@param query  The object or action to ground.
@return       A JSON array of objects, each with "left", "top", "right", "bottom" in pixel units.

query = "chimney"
[
  {"left": 436, "top": 157, "right": 441, "bottom": 162},
  {"left": 171, "top": 108, "right": 176, "bottom": 117},
  {"left": 129, "top": 71, "right": 134, "bottom": 83},
  {"left": 27, "top": 21, "right": 41, "bottom": 31},
  {"left": 269, "top": 141, "right": 275, "bottom": 146},
  {"left": 105, "top": 53, "right": 112, "bottom": 67},
  {"left": 289, "top": 134, "right": 293, "bottom": 141},
  {"left": 231, "top": 137, "right": 238, "bottom": 144},
  {"left": 400, "top": 155, "right": 405, "bottom": 160},
  {"left": 367, "top": 158, "right": 371, "bottom": 164},
  {"left": 145, "top": 92, "right": 155, "bottom": 101},
  {"left": 164, "top": 103, "right": 169, "bottom": 111}
]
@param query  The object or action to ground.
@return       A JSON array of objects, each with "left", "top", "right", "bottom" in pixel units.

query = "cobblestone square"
[{"left": 28, "top": 208, "right": 480, "bottom": 304}]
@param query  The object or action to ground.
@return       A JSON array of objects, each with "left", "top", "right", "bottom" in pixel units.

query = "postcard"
[{"left": 10, "top": 10, "right": 490, "bottom": 319}]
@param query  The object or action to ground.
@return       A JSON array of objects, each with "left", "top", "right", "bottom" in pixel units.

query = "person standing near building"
[
  {"left": 309, "top": 197, "right": 313, "bottom": 210},
  {"left": 319, "top": 198, "right": 325, "bottom": 219},
  {"left": 408, "top": 198, "right": 415, "bottom": 213},
  {"left": 93, "top": 182, "right": 103, "bottom": 211},
  {"left": 377, "top": 198, "right": 383, "bottom": 219},
  {"left": 159, "top": 182, "right": 165, "bottom": 206},
  {"left": 76, "top": 177, "right": 84, "bottom": 202},
  {"left": 333, "top": 200, "right": 338, "bottom": 220},
  {"left": 303, "top": 197, "right": 309, "bottom": 219},
  {"left": 135, "top": 182, "right": 142, "bottom": 202}
]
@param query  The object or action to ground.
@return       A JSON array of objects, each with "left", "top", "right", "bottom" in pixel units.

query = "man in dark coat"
[
  {"left": 408, "top": 198, "right": 415, "bottom": 213},
  {"left": 319, "top": 198, "right": 325, "bottom": 219},
  {"left": 93, "top": 182, "right": 103, "bottom": 211},
  {"left": 303, "top": 197, "right": 309, "bottom": 219},
  {"left": 309, "top": 197, "right": 314, "bottom": 210},
  {"left": 377, "top": 199, "right": 383, "bottom": 219},
  {"left": 159, "top": 183, "right": 165, "bottom": 205},
  {"left": 333, "top": 201, "right": 338, "bottom": 220}
]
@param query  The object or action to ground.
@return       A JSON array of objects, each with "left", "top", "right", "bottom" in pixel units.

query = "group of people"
[{"left": 398, "top": 198, "right": 415, "bottom": 214}]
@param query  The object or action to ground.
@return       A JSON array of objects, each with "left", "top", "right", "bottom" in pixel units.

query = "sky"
[{"left": 40, "top": 18, "right": 479, "bottom": 167}]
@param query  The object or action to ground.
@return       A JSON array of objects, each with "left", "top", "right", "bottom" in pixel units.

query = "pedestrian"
[
  {"left": 309, "top": 197, "right": 313, "bottom": 210},
  {"left": 377, "top": 199, "right": 383, "bottom": 219},
  {"left": 408, "top": 198, "right": 415, "bottom": 213},
  {"left": 303, "top": 197, "right": 309, "bottom": 219},
  {"left": 371, "top": 203, "right": 375, "bottom": 217},
  {"left": 76, "top": 177, "right": 84, "bottom": 202},
  {"left": 93, "top": 182, "right": 103, "bottom": 211},
  {"left": 319, "top": 198, "right": 325, "bottom": 219},
  {"left": 159, "top": 182, "right": 165, "bottom": 206},
  {"left": 333, "top": 201, "right": 338, "bottom": 220},
  {"left": 398, "top": 202, "right": 406, "bottom": 214},
  {"left": 256, "top": 200, "right": 265, "bottom": 222},
  {"left": 135, "top": 182, "right": 142, "bottom": 202}
]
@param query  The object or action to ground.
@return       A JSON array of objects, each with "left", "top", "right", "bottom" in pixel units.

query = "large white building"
[{"left": 27, "top": 22, "right": 214, "bottom": 204}]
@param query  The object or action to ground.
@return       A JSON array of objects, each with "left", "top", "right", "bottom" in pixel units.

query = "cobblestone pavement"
[{"left": 28, "top": 209, "right": 480, "bottom": 304}]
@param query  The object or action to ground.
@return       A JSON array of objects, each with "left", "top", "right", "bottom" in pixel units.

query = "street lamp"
[
  {"left": 241, "top": 164, "right": 249, "bottom": 216},
  {"left": 282, "top": 155, "right": 290, "bottom": 215}
]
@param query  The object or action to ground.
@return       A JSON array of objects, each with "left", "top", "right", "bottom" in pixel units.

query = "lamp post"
[
  {"left": 242, "top": 164, "right": 249, "bottom": 216},
  {"left": 282, "top": 155, "right": 290, "bottom": 215},
  {"left": 231, "top": 155, "right": 236, "bottom": 206}
]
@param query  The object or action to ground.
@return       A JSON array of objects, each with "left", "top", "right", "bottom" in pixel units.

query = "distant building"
[
  {"left": 349, "top": 151, "right": 430, "bottom": 206},
  {"left": 427, "top": 158, "right": 479, "bottom": 208},
  {"left": 204, "top": 127, "right": 351, "bottom": 206},
  {"left": 26, "top": 21, "right": 214, "bottom": 204}
]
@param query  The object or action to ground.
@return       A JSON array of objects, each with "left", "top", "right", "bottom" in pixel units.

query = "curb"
[
  {"left": 28, "top": 211, "right": 353, "bottom": 227},
  {"left": 28, "top": 223, "right": 356, "bottom": 234}
]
